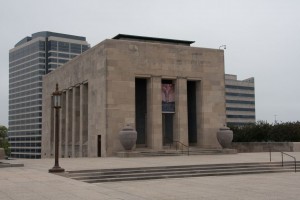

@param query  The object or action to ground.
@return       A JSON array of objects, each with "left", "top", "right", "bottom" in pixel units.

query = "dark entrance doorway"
[
  {"left": 187, "top": 81, "right": 197, "bottom": 144},
  {"left": 135, "top": 78, "right": 147, "bottom": 146},
  {"left": 163, "top": 113, "right": 173, "bottom": 145},
  {"left": 97, "top": 135, "right": 101, "bottom": 157}
]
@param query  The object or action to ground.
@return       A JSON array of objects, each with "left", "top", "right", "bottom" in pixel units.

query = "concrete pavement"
[{"left": 1, "top": 152, "right": 300, "bottom": 200}]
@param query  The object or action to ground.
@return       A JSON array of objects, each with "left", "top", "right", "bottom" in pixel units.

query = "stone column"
[
  {"left": 174, "top": 77, "right": 188, "bottom": 146},
  {"left": 196, "top": 81, "right": 204, "bottom": 147},
  {"left": 147, "top": 76, "right": 162, "bottom": 150},
  {"left": 72, "top": 87, "right": 80, "bottom": 157},
  {"left": 59, "top": 92, "right": 66, "bottom": 157},
  {"left": 79, "top": 84, "right": 88, "bottom": 157},
  {"left": 41, "top": 85, "right": 52, "bottom": 158},
  {"left": 65, "top": 89, "right": 72, "bottom": 158},
  {"left": 72, "top": 88, "right": 75, "bottom": 157},
  {"left": 79, "top": 85, "right": 83, "bottom": 157}
]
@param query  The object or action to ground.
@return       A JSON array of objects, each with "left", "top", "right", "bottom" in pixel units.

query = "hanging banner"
[{"left": 162, "top": 83, "right": 175, "bottom": 113}]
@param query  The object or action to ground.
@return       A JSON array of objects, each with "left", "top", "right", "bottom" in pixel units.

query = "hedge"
[{"left": 229, "top": 121, "right": 300, "bottom": 142}]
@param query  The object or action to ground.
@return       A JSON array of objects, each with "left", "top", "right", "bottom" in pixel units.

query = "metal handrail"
[
  {"left": 164, "top": 137, "right": 189, "bottom": 155},
  {"left": 175, "top": 140, "right": 190, "bottom": 156},
  {"left": 281, "top": 152, "right": 297, "bottom": 173},
  {"left": 268, "top": 142, "right": 272, "bottom": 162}
]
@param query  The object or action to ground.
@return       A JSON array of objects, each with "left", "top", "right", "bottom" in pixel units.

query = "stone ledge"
[
  {"left": 116, "top": 151, "right": 144, "bottom": 158},
  {"left": 221, "top": 148, "right": 238, "bottom": 154},
  {"left": 232, "top": 142, "right": 300, "bottom": 153},
  {"left": 0, "top": 162, "right": 24, "bottom": 168}
]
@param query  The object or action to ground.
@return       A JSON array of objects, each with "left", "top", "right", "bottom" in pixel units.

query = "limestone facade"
[{"left": 42, "top": 36, "right": 226, "bottom": 157}]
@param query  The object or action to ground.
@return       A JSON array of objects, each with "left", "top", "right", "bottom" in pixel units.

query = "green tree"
[{"left": 0, "top": 125, "right": 10, "bottom": 156}]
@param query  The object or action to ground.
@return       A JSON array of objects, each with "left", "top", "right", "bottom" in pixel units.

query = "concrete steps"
[
  {"left": 187, "top": 148, "right": 237, "bottom": 155},
  {"left": 64, "top": 161, "right": 299, "bottom": 183},
  {"left": 0, "top": 162, "right": 24, "bottom": 168},
  {"left": 117, "top": 148, "right": 237, "bottom": 157}
]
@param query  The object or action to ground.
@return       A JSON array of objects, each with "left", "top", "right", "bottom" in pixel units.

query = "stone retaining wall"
[{"left": 232, "top": 142, "right": 300, "bottom": 153}]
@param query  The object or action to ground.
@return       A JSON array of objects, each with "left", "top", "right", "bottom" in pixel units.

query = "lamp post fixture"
[
  {"left": 49, "top": 83, "right": 65, "bottom": 173},
  {"left": 219, "top": 45, "right": 226, "bottom": 50}
]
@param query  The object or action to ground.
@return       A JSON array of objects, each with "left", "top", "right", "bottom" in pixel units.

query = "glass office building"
[
  {"left": 9, "top": 31, "right": 89, "bottom": 158},
  {"left": 225, "top": 74, "right": 256, "bottom": 126}
]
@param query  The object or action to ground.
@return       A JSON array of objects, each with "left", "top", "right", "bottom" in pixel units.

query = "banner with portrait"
[{"left": 162, "top": 84, "right": 175, "bottom": 113}]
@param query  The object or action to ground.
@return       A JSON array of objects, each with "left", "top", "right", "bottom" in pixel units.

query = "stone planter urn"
[
  {"left": 217, "top": 126, "right": 233, "bottom": 148},
  {"left": 119, "top": 124, "right": 137, "bottom": 151}
]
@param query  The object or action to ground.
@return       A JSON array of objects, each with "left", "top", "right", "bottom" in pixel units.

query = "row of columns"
[
  {"left": 48, "top": 77, "right": 200, "bottom": 156},
  {"left": 51, "top": 83, "right": 88, "bottom": 158}
]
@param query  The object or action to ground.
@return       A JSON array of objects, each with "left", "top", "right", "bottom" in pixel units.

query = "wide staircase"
[
  {"left": 118, "top": 141, "right": 237, "bottom": 157},
  {"left": 129, "top": 147, "right": 237, "bottom": 157},
  {"left": 117, "top": 136, "right": 237, "bottom": 157},
  {"left": 63, "top": 161, "right": 299, "bottom": 183}
]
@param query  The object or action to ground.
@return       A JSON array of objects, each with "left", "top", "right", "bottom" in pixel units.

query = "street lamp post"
[{"left": 49, "top": 83, "right": 65, "bottom": 173}]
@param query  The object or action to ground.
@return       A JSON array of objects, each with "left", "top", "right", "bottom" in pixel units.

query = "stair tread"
[
  {"left": 71, "top": 166, "right": 296, "bottom": 179},
  {"left": 61, "top": 161, "right": 298, "bottom": 183},
  {"left": 67, "top": 161, "right": 299, "bottom": 174},
  {"left": 68, "top": 164, "right": 296, "bottom": 177},
  {"left": 85, "top": 169, "right": 295, "bottom": 183}
]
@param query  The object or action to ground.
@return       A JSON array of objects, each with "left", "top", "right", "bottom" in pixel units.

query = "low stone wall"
[
  {"left": 231, "top": 142, "right": 300, "bottom": 153},
  {"left": 0, "top": 148, "right": 5, "bottom": 159}
]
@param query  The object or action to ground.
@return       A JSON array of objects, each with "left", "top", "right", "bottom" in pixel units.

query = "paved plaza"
[{"left": 1, "top": 152, "right": 300, "bottom": 200}]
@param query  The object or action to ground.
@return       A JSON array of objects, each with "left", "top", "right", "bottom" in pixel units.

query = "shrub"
[
  {"left": 229, "top": 121, "right": 300, "bottom": 142},
  {"left": 0, "top": 125, "right": 10, "bottom": 156}
]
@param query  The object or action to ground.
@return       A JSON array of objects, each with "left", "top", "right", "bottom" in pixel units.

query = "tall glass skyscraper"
[{"left": 9, "top": 31, "right": 89, "bottom": 158}]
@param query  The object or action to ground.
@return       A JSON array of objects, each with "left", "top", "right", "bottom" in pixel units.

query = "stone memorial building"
[{"left": 42, "top": 34, "right": 226, "bottom": 158}]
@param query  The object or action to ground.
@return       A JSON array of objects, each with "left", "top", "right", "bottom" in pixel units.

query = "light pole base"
[{"left": 49, "top": 166, "right": 65, "bottom": 173}]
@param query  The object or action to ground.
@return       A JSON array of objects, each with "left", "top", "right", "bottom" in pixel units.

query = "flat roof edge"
[
  {"left": 14, "top": 31, "right": 87, "bottom": 47},
  {"left": 112, "top": 34, "right": 195, "bottom": 46}
]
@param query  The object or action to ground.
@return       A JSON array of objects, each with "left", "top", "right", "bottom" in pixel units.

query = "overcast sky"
[{"left": 0, "top": 0, "right": 299, "bottom": 126}]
